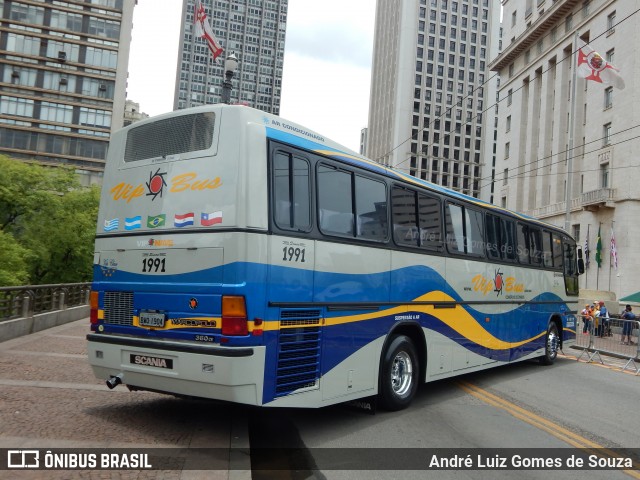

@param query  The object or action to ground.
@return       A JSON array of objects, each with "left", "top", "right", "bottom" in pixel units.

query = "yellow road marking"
[{"left": 457, "top": 380, "right": 640, "bottom": 478}]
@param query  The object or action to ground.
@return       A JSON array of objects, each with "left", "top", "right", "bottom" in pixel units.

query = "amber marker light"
[{"left": 221, "top": 295, "right": 248, "bottom": 336}]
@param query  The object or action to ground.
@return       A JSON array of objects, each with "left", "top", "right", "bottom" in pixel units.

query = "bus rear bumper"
[{"left": 87, "top": 333, "right": 266, "bottom": 405}]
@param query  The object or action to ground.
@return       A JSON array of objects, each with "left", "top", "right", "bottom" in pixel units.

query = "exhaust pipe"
[{"left": 106, "top": 374, "right": 123, "bottom": 389}]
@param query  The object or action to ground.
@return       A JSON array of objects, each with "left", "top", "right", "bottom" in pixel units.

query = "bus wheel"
[
  {"left": 539, "top": 322, "right": 559, "bottom": 365},
  {"left": 379, "top": 335, "right": 419, "bottom": 411}
]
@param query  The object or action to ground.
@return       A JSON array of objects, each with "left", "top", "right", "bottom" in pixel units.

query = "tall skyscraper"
[
  {"left": 0, "top": 0, "right": 134, "bottom": 185},
  {"left": 366, "top": 0, "right": 500, "bottom": 198},
  {"left": 488, "top": 0, "right": 639, "bottom": 299},
  {"left": 174, "top": 0, "right": 287, "bottom": 114}
]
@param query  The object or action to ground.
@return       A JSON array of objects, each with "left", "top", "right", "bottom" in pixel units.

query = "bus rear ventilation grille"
[{"left": 103, "top": 291, "right": 134, "bottom": 326}]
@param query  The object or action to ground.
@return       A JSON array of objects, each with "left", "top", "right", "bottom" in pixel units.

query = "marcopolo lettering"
[{"left": 130, "top": 354, "right": 173, "bottom": 369}]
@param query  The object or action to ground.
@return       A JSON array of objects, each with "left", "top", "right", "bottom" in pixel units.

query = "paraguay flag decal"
[{"left": 174, "top": 212, "right": 195, "bottom": 228}]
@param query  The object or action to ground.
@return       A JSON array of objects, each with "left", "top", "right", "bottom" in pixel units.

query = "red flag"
[
  {"left": 194, "top": 0, "right": 223, "bottom": 61},
  {"left": 576, "top": 39, "right": 624, "bottom": 89}
]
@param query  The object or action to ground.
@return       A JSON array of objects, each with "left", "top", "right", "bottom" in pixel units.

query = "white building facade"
[
  {"left": 487, "top": 0, "right": 640, "bottom": 299},
  {"left": 366, "top": 0, "right": 501, "bottom": 198}
]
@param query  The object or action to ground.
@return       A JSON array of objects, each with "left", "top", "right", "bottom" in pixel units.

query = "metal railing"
[
  {"left": 574, "top": 314, "right": 640, "bottom": 374},
  {"left": 0, "top": 283, "right": 91, "bottom": 322}
]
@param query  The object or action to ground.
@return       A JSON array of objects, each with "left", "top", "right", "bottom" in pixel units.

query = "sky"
[{"left": 127, "top": 0, "right": 376, "bottom": 152}]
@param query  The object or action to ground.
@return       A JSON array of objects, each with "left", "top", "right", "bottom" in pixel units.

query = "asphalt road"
[{"left": 247, "top": 355, "right": 640, "bottom": 479}]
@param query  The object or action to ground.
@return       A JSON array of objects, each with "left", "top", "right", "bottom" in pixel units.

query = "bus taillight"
[
  {"left": 89, "top": 291, "right": 99, "bottom": 325},
  {"left": 221, "top": 295, "right": 248, "bottom": 336}
]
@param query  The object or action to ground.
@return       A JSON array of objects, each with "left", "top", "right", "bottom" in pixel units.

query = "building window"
[
  {"left": 604, "top": 87, "right": 613, "bottom": 109},
  {"left": 508, "top": 63, "right": 514, "bottom": 78},
  {"left": 600, "top": 163, "right": 609, "bottom": 188},
  {"left": 582, "top": 1, "right": 590, "bottom": 19},
  {"left": 503, "top": 168, "right": 508, "bottom": 185},
  {"left": 507, "top": 88, "right": 513, "bottom": 105},
  {"left": 506, "top": 115, "right": 511, "bottom": 132},
  {"left": 565, "top": 13, "right": 573, "bottom": 33},
  {"left": 603, "top": 123, "right": 612, "bottom": 146},
  {"left": 606, "top": 49, "right": 614, "bottom": 64},
  {"left": 607, "top": 11, "right": 616, "bottom": 35},
  {"left": 511, "top": 11, "right": 517, "bottom": 27},
  {"left": 505, "top": 142, "right": 510, "bottom": 159}
]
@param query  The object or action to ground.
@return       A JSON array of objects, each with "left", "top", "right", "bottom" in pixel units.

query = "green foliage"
[
  {"left": 0, "top": 155, "right": 99, "bottom": 286},
  {"left": 0, "top": 231, "right": 31, "bottom": 287}
]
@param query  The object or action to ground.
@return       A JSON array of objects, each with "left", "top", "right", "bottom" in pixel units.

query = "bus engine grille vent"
[
  {"left": 275, "top": 311, "right": 322, "bottom": 397},
  {"left": 103, "top": 291, "right": 134, "bottom": 326}
]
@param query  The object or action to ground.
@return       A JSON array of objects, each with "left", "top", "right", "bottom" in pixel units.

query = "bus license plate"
[{"left": 139, "top": 311, "right": 166, "bottom": 327}]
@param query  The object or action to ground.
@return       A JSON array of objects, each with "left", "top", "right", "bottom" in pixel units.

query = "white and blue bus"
[{"left": 87, "top": 105, "right": 582, "bottom": 410}]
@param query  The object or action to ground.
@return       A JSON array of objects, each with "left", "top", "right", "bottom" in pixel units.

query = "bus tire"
[
  {"left": 379, "top": 335, "right": 419, "bottom": 411},
  {"left": 539, "top": 322, "right": 559, "bottom": 365}
]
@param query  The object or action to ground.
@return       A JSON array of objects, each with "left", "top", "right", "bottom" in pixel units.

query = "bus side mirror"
[{"left": 576, "top": 246, "right": 585, "bottom": 275}]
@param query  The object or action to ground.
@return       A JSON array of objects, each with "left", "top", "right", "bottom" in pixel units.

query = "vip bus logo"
[
  {"left": 472, "top": 272, "right": 526, "bottom": 296},
  {"left": 146, "top": 169, "right": 167, "bottom": 201}
]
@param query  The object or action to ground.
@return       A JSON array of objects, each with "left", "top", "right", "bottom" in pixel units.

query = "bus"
[{"left": 87, "top": 104, "right": 583, "bottom": 410}]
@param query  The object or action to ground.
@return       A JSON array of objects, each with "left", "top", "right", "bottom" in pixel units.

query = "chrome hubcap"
[
  {"left": 391, "top": 351, "right": 413, "bottom": 396},
  {"left": 547, "top": 330, "right": 559, "bottom": 358}
]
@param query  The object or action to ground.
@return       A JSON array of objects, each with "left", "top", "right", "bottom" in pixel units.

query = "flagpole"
[
  {"left": 564, "top": 31, "right": 579, "bottom": 234},
  {"left": 608, "top": 226, "right": 612, "bottom": 291},
  {"left": 585, "top": 223, "right": 589, "bottom": 288},
  {"left": 596, "top": 221, "right": 601, "bottom": 291}
]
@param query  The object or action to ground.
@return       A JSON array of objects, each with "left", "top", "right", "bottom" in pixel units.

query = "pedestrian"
[
  {"left": 592, "top": 301, "right": 601, "bottom": 336},
  {"left": 620, "top": 305, "right": 636, "bottom": 345},
  {"left": 581, "top": 304, "right": 591, "bottom": 335},
  {"left": 598, "top": 300, "right": 610, "bottom": 337}
]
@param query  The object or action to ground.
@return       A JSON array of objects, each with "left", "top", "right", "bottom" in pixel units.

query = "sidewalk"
[{"left": 0, "top": 318, "right": 251, "bottom": 479}]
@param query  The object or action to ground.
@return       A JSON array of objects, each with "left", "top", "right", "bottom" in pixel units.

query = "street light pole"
[{"left": 221, "top": 53, "right": 238, "bottom": 105}]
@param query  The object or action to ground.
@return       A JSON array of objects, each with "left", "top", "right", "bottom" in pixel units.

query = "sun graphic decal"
[
  {"left": 146, "top": 168, "right": 167, "bottom": 201},
  {"left": 493, "top": 268, "right": 504, "bottom": 297}
]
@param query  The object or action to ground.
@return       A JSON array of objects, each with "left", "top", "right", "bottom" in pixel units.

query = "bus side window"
[
  {"left": 552, "top": 233, "right": 563, "bottom": 268},
  {"left": 501, "top": 218, "right": 517, "bottom": 261},
  {"left": 318, "top": 164, "right": 354, "bottom": 237},
  {"left": 355, "top": 175, "right": 388, "bottom": 242},
  {"left": 517, "top": 223, "right": 530, "bottom": 264},
  {"left": 542, "top": 231, "right": 554, "bottom": 268},
  {"left": 445, "top": 203, "right": 464, "bottom": 254},
  {"left": 417, "top": 193, "right": 442, "bottom": 250},
  {"left": 392, "top": 187, "right": 418, "bottom": 247},
  {"left": 486, "top": 214, "right": 501, "bottom": 260},
  {"left": 529, "top": 227, "right": 542, "bottom": 265},
  {"left": 465, "top": 208, "right": 484, "bottom": 256},
  {"left": 273, "top": 151, "right": 311, "bottom": 231}
]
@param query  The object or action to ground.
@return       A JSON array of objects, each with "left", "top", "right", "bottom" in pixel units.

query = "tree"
[
  {"left": 0, "top": 155, "right": 99, "bottom": 285},
  {"left": 22, "top": 185, "right": 100, "bottom": 283},
  {"left": 0, "top": 231, "right": 30, "bottom": 286},
  {"left": 0, "top": 155, "right": 77, "bottom": 234}
]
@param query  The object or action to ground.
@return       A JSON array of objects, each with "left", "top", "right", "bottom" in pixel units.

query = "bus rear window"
[{"left": 124, "top": 112, "right": 215, "bottom": 162}]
